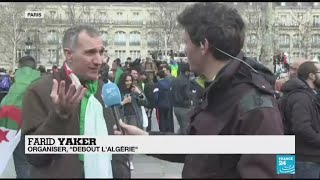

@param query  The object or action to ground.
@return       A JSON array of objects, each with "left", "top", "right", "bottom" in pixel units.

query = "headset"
[{"left": 200, "top": 41, "right": 258, "bottom": 73}]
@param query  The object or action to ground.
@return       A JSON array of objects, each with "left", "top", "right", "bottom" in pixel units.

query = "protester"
[
  {"left": 159, "top": 64, "right": 173, "bottom": 81},
  {"left": 143, "top": 57, "right": 157, "bottom": 81},
  {"left": 21, "top": 24, "right": 130, "bottom": 178},
  {"left": 169, "top": 59, "right": 179, "bottom": 78},
  {"left": 122, "top": 61, "right": 130, "bottom": 72},
  {"left": 99, "top": 56, "right": 110, "bottom": 83},
  {"left": 117, "top": 72, "right": 147, "bottom": 171},
  {"left": 115, "top": 2, "right": 288, "bottom": 178},
  {"left": 130, "top": 58, "right": 142, "bottom": 71},
  {"left": 141, "top": 72, "right": 156, "bottom": 132},
  {"left": 129, "top": 67, "right": 143, "bottom": 89},
  {"left": 111, "top": 58, "right": 121, "bottom": 82},
  {"left": 0, "top": 56, "right": 40, "bottom": 178},
  {"left": 171, "top": 62, "right": 192, "bottom": 135},
  {"left": 278, "top": 61, "right": 320, "bottom": 179},
  {"left": 52, "top": 65, "right": 59, "bottom": 74},
  {"left": 37, "top": 65, "right": 47, "bottom": 76},
  {"left": 275, "top": 59, "right": 307, "bottom": 94},
  {"left": 153, "top": 70, "right": 174, "bottom": 133}
]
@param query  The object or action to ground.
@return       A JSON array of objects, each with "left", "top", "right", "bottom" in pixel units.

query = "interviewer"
[{"left": 114, "top": 2, "right": 290, "bottom": 179}]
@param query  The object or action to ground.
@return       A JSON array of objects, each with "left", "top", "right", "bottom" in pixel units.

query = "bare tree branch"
[
  {"left": 147, "top": 3, "right": 183, "bottom": 57},
  {"left": 0, "top": 4, "right": 44, "bottom": 68}
]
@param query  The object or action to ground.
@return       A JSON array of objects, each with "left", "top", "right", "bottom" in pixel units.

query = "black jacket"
[
  {"left": 171, "top": 74, "right": 192, "bottom": 108},
  {"left": 244, "top": 56, "right": 276, "bottom": 90},
  {"left": 143, "top": 79, "right": 156, "bottom": 109},
  {"left": 190, "top": 78, "right": 205, "bottom": 108},
  {"left": 149, "top": 52, "right": 288, "bottom": 178},
  {"left": 279, "top": 78, "right": 320, "bottom": 163},
  {"left": 99, "top": 63, "right": 110, "bottom": 83}
]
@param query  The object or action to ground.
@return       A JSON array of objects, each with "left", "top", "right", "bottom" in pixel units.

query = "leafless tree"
[
  {"left": 44, "top": 4, "right": 110, "bottom": 66},
  {"left": 238, "top": 3, "right": 276, "bottom": 68},
  {"left": 147, "top": 3, "right": 184, "bottom": 57},
  {"left": 0, "top": 4, "right": 45, "bottom": 69},
  {"left": 289, "top": 6, "right": 313, "bottom": 59},
  {"left": 240, "top": 4, "right": 263, "bottom": 60}
]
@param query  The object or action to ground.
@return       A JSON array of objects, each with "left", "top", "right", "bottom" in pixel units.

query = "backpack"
[
  {"left": 157, "top": 81, "right": 172, "bottom": 109},
  {"left": 144, "top": 61, "right": 154, "bottom": 72},
  {"left": 0, "top": 75, "right": 11, "bottom": 91}
]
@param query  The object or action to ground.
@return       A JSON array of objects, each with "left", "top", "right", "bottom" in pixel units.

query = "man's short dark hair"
[
  {"left": 177, "top": 2, "right": 245, "bottom": 60},
  {"left": 179, "top": 63, "right": 190, "bottom": 74},
  {"left": 297, "top": 61, "right": 318, "bottom": 81},
  {"left": 38, "top": 65, "right": 46, "bottom": 73},
  {"left": 52, "top": 65, "right": 58, "bottom": 69},
  {"left": 157, "top": 70, "right": 166, "bottom": 79},
  {"left": 18, "top": 56, "right": 36, "bottom": 69},
  {"left": 160, "top": 64, "right": 171, "bottom": 73},
  {"left": 129, "top": 67, "right": 140, "bottom": 74}
]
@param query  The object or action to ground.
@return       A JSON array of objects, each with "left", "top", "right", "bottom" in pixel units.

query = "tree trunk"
[
  {"left": 13, "top": 42, "right": 16, "bottom": 70},
  {"left": 12, "top": 14, "right": 16, "bottom": 70},
  {"left": 260, "top": 2, "right": 273, "bottom": 65},
  {"left": 164, "top": 33, "right": 167, "bottom": 58}
]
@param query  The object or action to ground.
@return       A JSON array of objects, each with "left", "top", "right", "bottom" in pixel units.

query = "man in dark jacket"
[
  {"left": 99, "top": 56, "right": 110, "bottom": 83},
  {"left": 142, "top": 72, "right": 156, "bottom": 132},
  {"left": 154, "top": 70, "right": 174, "bottom": 133},
  {"left": 279, "top": 61, "right": 320, "bottom": 179},
  {"left": 115, "top": 2, "right": 288, "bottom": 179},
  {"left": 171, "top": 62, "right": 192, "bottom": 134}
]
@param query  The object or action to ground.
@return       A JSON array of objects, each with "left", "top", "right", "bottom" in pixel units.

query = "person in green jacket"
[{"left": 0, "top": 56, "right": 41, "bottom": 178}]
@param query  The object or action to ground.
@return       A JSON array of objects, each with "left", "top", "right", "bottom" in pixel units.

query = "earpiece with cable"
[
  {"left": 200, "top": 40, "right": 257, "bottom": 73},
  {"left": 215, "top": 47, "right": 258, "bottom": 73}
]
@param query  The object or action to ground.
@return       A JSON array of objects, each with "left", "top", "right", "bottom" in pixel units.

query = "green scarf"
[{"left": 79, "top": 80, "right": 98, "bottom": 161}]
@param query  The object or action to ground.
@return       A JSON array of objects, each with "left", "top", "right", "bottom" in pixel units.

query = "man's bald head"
[{"left": 289, "top": 58, "right": 308, "bottom": 78}]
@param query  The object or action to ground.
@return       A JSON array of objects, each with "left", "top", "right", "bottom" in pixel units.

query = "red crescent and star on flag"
[{"left": 0, "top": 129, "right": 9, "bottom": 143}]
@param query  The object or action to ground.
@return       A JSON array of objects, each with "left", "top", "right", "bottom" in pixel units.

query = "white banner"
[{"left": 25, "top": 135, "right": 295, "bottom": 154}]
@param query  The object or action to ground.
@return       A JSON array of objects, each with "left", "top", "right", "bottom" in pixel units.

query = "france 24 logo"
[{"left": 276, "top": 155, "right": 295, "bottom": 174}]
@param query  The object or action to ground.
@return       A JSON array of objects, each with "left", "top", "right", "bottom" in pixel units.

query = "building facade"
[{"left": 0, "top": 2, "right": 319, "bottom": 70}]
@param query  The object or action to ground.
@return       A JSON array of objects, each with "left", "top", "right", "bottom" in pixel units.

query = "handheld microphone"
[{"left": 102, "top": 82, "right": 124, "bottom": 134}]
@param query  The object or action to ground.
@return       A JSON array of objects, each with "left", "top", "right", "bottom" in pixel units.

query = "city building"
[{"left": 0, "top": 2, "right": 319, "bottom": 70}]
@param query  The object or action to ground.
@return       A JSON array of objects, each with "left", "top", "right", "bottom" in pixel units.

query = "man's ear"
[
  {"left": 64, "top": 48, "right": 73, "bottom": 63},
  {"left": 200, "top": 38, "right": 210, "bottom": 55},
  {"left": 309, "top": 73, "right": 316, "bottom": 81}
]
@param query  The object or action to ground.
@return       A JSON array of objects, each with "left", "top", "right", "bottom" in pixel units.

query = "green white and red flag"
[{"left": 0, "top": 67, "right": 40, "bottom": 175}]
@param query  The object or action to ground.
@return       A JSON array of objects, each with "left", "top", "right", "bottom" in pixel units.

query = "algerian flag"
[
  {"left": 114, "top": 67, "right": 123, "bottom": 84},
  {"left": 0, "top": 67, "right": 40, "bottom": 175}
]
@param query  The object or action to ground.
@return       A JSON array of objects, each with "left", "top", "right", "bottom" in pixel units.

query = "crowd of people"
[{"left": 0, "top": 2, "right": 319, "bottom": 179}]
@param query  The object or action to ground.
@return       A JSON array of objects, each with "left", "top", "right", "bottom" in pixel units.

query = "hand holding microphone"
[{"left": 113, "top": 120, "right": 148, "bottom": 136}]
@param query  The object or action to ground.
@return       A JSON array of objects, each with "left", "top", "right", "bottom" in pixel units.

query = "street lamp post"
[{"left": 25, "top": 37, "right": 33, "bottom": 56}]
